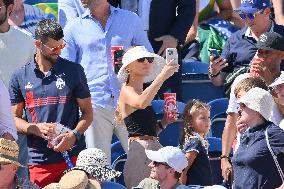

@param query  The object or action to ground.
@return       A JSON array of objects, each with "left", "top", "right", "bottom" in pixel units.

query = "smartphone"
[
  {"left": 114, "top": 49, "right": 124, "bottom": 74},
  {"left": 208, "top": 48, "right": 220, "bottom": 59},
  {"left": 166, "top": 48, "right": 178, "bottom": 64}
]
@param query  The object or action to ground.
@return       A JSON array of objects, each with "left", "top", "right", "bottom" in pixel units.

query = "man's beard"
[
  {"left": 0, "top": 10, "right": 7, "bottom": 26},
  {"left": 41, "top": 51, "right": 58, "bottom": 64}
]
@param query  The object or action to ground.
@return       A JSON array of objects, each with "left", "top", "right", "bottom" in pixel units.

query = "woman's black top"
[{"left": 124, "top": 106, "right": 157, "bottom": 137}]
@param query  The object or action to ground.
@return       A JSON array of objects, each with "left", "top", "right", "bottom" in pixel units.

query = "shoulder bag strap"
[{"left": 265, "top": 127, "right": 284, "bottom": 181}]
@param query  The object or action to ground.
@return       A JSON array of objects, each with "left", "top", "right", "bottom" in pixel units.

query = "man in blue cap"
[{"left": 208, "top": 0, "right": 284, "bottom": 182}]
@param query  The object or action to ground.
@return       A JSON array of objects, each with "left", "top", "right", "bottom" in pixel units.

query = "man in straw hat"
[
  {"left": 0, "top": 138, "right": 40, "bottom": 188},
  {"left": 138, "top": 146, "right": 188, "bottom": 189},
  {"left": 231, "top": 87, "right": 284, "bottom": 189}
]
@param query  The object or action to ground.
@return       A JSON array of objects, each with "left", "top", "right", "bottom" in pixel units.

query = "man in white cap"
[{"left": 137, "top": 146, "right": 188, "bottom": 189}]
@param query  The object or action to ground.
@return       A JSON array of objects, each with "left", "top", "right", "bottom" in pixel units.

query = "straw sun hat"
[
  {"left": 0, "top": 138, "right": 23, "bottom": 167},
  {"left": 117, "top": 46, "right": 166, "bottom": 83},
  {"left": 43, "top": 170, "right": 101, "bottom": 189}
]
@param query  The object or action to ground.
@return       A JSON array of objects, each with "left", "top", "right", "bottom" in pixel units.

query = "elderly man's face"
[{"left": 0, "top": 163, "right": 18, "bottom": 185}]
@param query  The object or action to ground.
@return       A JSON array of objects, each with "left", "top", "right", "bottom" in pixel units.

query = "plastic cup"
[{"left": 164, "top": 93, "right": 177, "bottom": 121}]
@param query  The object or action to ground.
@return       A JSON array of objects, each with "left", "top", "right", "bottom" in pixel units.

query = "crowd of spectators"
[{"left": 0, "top": 0, "right": 284, "bottom": 188}]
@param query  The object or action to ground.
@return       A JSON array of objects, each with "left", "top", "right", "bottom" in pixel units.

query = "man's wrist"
[
  {"left": 220, "top": 155, "right": 231, "bottom": 160},
  {"left": 72, "top": 129, "right": 81, "bottom": 142},
  {"left": 208, "top": 68, "right": 220, "bottom": 77}
]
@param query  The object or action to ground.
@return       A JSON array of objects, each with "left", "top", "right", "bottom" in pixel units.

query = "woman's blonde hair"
[{"left": 179, "top": 100, "right": 210, "bottom": 149}]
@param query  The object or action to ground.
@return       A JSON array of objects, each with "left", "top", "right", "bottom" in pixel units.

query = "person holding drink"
[{"left": 117, "top": 46, "right": 179, "bottom": 188}]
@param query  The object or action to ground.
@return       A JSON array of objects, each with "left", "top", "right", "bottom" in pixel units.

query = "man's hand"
[
  {"left": 236, "top": 116, "right": 248, "bottom": 134},
  {"left": 155, "top": 35, "right": 178, "bottom": 57},
  {"left": 209, "top": 56, "right": 227, "bottom": 76},
  {"left": 221, "top": 158, "right": 233, "bottom": 181},
  {"left": 250, "top": 57, "right": 275, "bottom": 84},
  {"left": 28, "top": 123, "right": 56, "bottom": 139},
  {"left": 53, "top": 131, "right": 76, "bottom": 152}
]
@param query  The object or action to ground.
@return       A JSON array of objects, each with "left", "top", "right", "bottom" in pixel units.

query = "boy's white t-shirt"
[
  {"left": 227, "top": 73, "right": 283, "bottom": 152},
  {"left": 0, "top": 27, "right": 35, "bottom": 86}
]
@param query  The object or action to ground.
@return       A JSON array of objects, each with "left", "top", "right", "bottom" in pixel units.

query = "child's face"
[{"left": 191, "top": 109, "right": 211, "bottom": 136}]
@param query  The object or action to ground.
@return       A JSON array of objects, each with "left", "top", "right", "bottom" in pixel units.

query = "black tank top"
[{"left": 124, "top": 106, "right": 157, "bottom": 137}]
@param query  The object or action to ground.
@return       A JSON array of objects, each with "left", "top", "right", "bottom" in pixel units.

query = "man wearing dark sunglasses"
[
  {"left": 137, "top": 146, "right": 188, "bottom": 189},
  {"left": 8, "top": 19, "right": 93, "bottom": 187}
]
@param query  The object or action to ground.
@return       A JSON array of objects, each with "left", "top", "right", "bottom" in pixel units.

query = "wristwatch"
[{"left": 72, "top": 129, "right": 82, "bottom": 141}]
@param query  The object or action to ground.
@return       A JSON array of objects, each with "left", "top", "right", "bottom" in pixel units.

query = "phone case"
[{"left": 166, "top": 48, "right": 178, "bottom": 64}]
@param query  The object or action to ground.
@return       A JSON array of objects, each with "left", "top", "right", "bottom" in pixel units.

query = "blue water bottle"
[{"left": 62, "top": 151, "right": 73, "bottom": 169}]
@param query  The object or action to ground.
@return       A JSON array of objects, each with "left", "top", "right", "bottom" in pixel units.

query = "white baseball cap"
[
  {"left": 269, "top": 71, "right": 284, "bottom": 88},
  {"left": 145, "top": 146, "right": 187, "bottom": 173},
  {"left": 117, "top": 46, "right": 166, "bottom": 83},
  {"left": 237, "top": 87, "right": 274, "bottom": 121}
]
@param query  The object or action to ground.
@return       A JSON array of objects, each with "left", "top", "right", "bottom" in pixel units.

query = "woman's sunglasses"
[{"left": 137, "top": 57, "right": 154, "bottom": 63}]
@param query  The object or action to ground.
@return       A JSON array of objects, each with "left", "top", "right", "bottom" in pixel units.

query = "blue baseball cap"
[{"left": 235, "top": 0, "right": 271, "bottom": 14}]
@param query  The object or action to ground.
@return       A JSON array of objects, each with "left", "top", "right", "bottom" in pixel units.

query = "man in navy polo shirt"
[
  {"left": 209, "top": 0, "right": 284, "bottom": 88},
  {"left": 9, "top": 19, "right": 93, "bottom": 188}
]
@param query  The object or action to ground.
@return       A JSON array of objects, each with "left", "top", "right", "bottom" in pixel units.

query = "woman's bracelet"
[{"left": 220, "top": 155, "right": 231, "bottom": 160}]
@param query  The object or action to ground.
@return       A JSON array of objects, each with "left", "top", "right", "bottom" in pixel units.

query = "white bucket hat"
[
  {"left": 117, "top": 46, "right": 166, "bottom": 83},
  {"left": 145, "top": 146, "right": 187, "bottom": 173},
  {"left": 69, "top": 148, "right": 121, "bottom": 181},
  {"left": 269, "top": 71, "right": 284, "bottom": 88},
  {"left": 237, "top": 87, "right": 274, "bottom": 121}
]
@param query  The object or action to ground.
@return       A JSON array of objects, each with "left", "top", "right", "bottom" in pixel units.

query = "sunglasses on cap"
[
  {"left": 137, "top": 57, "right": 154, "bottom": 63},
  {"left": 41, "top": 40, "right": 66, "bottom": 53},
  {"left": 153, "top": 161, "right": 169, "bottom": 167},
  {"left": 238, "top": 9, "right": 264, "bottom": 20}
]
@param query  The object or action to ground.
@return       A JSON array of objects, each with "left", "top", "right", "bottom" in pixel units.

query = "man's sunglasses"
[
  {"left": 153, "top": 161, "right": 169, "bottom": 167},
  {"left": 41, "top": 41, "right": 66, "bottom": 53},
  {"left": 137, "top": 57, "right": 154, "bottom": 63},
  {"left": 239, "top": 9, "right": 264, "bottom": 20}
]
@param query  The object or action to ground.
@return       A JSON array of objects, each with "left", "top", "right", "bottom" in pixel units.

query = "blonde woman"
[{"left": 117, "top": 46, "right": 179, "bottom": 188}]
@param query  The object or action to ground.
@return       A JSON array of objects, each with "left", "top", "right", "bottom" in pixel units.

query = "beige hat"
[
  {"left": 0, "top": 138, "right": 22, "bottom": 167},
  {"left": 117, "top": 46, "right": 166, "bottom": 83},
  {"left": 43, "top": 170, "right": 101, "bottom": 189},
  {"left": 237, "top": 87, "right": 274, "bottom": 120},
  {"left": 269, "top": 71, "right": 284, "bottom": 88}
]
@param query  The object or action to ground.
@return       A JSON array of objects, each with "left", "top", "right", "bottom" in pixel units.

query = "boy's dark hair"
[
  {"left": 3, "top": 0, "right": 13, "bottom": 7},
  {"left": 234, "top": 77, "right": 268, "bottom": 98},
  {"left": 35, "top": 19, "right": 64, "bottom": 43}
]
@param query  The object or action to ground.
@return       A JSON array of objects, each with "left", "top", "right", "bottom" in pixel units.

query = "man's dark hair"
[
  {"left": 174, "top": 171, "right": 181, "bottom": 179},
  {"left": 3, "top": 0, "right": 13, "bottom": 7},
  {"left": 35, "top": 19, "right": 64, "bottom": 43}
]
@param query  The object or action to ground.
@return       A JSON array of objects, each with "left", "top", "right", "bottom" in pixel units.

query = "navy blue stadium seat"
[
  {"left": 207, "top": 137, "right": 223, "bottom": 185},
  {"left": 111, "top": 153, "right": 127, "bottom": 186},
  {"left": 181, "top": 61, "right": 225, "bottom": 103},
  {"left": 207, "top": 98, "right": 228, "bottom": 138},
  {"left": 151, "top": 100, "right": 185, "bottom": 146},
  {"left": 111, "top": 141, "right": 125, "bottom": 164},
  {"left": 101, "top": 181, "right": 127, "bottom": 189}
]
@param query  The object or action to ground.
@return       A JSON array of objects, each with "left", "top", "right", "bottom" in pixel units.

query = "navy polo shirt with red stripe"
[{"left": 9, "top": 57, "right": 90, "bottom": 165}]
